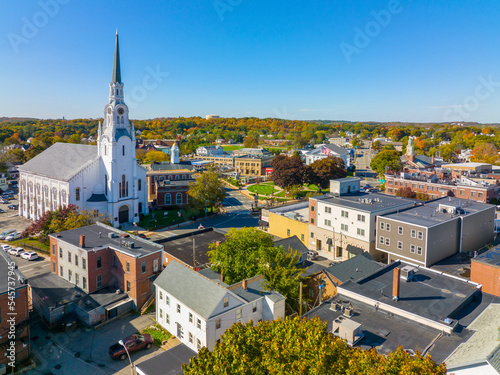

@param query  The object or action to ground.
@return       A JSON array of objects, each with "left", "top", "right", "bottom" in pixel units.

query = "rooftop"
[
  {"left": 50, "top": 223, "right": 163, "bottom": 258},
  {"left": 274, "top": 235, "right": 309, "bottom": 256},
  {"left": 303, "top": 296, "right": 473, "bottom": 364},
  {"left": 268, "top": 201, "right": 309, "bottom": 222},
  {"left": 324, "top": 253, "right": 383, "bottom": 284},
  {"left": 442, "top": 162, "right": 492, "bottom": 169},
  {"left": 471, "top": 245, "right": 500, "bottom": 268},
  {"left": 148, "top": 161, "right": 194, "bottom": 172},
  {"left": 155, "top": 228, "right": 226, "bottom": 268},
  {"left": 382, "top": 197, "right": 494, "bottom": 228},
  {"left": 135, "top": 344, "right": 196, "bottom": 375},
  {"left": 0, "top": 251, "right": 27, "bottom": 294},
  {"left": 314, "top": 192, "right": 416, "bottom": 213}
]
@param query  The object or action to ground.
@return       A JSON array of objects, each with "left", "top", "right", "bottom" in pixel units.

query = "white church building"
[{"left": 18, "top": 33, "right": 149, "bottom": 227}]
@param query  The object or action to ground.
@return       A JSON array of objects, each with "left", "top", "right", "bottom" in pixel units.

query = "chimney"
[
  {"left": 220, "top": 270, "right": 224, "bottom": 282},
  {"left": 431, "top": 155, "right": 435, "bottom": 164},
  {"left": 242, "top": 279, "right": 248, "bottom": 290},
  {"left": 392, "top": 267, "right": 401, "bottom": 301},
  {"left": 79, "top": 235, "right": 85, "bottom": 248}
]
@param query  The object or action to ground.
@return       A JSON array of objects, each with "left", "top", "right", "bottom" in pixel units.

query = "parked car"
[
  {"left": 8, "top": 247, "right": 25, "bottom": 256},
  {"left": 0, "top": 209, "right": 5, "bottom": 213},
  {"left": 5, "top": 231, "right": 22, "bottom": 241},
  {"left": 20, "top": 251, "right": 38, "bottom": 261},
  {"left": 109, "top": 334, "right": 153, "bottom": 360},
  {"left": 1, "top": 244, "right": 12, "bottom": 252},
  {"left": 307, "top": 251, "right": 319, "bottom": 260},
  {"left": 8, "top": 204, "right": 18, "bottom": 210},
  {"left": 0, "top": 199, "right": 8, "bottom": 204},
  {"left": 0, "top": 229, "right": 16, "bottom": 239}
]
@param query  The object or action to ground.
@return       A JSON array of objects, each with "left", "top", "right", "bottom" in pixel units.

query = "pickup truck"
[{"left": 109, "top": 334, "right": 153, "bottom": 360}]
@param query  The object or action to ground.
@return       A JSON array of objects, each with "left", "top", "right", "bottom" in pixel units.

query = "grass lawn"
[
  {"left": 303, "top": 184, "right": 320, "bottom": 190},
  {"left": 248, "top": 184, "right": 279, "bottom": 195},
  {"left": 11, "top": 238, "right": 50, "bottom": 254},
  {"left": 139, "top": 207, "right": 209, "bottom": 230},
  {"left": 221, "top": 145, "right": 244, "bottom": 151},
  {"left": 141, "top": 324, "right": 172, "bottom": 347}
]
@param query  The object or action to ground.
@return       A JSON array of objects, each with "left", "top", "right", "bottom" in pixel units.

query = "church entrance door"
[{"left": 119, "top": 205, "right": 129, "bottom": 223}]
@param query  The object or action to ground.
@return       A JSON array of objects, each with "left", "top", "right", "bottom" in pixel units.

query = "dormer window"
[{"left": 223, "top": 297, "right": 229, "bottom": 308}]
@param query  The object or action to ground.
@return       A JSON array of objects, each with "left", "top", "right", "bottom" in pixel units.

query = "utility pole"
[
  {"left": 299, "top": 281, "right": 303, "bottom": 316},
  {"left": 192, "top": 237, "right": 196, "bottom": 269}
]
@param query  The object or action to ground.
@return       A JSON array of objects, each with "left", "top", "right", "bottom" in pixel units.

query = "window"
[
  {"left": 398, "top": 226, "right": 403, "bottom": 235},
  {"left": 385, "top": 238, "right": 390, "bottom": 246},
  {"left": 216, "top": 319, "right": 221, "bottom": 329},
  {"left": 189, "top": 332, "right": 193, "bottom": 344},
  {"left": 301, "top": 234, "right": 305, "bottom": 241},
  {"left": 52, "top": 244, "right": 55, "bottom": 255},
  {"left": 97, "top": 256, "right": 102, "bottom": 269},
  {"left": 325, "top": 219, "right": 332, "bottom": 226},
  {"left": 386, "top": 223, "right": 391, "bottom": 231},
  {"left": 52, "top": 262, "right": 56, "bottom": 272},
  {"left": 341, "top": 210, "right": 349, "bottom": 218},
  {"left": 122, "top": 145, "right": 125, "bottom": 156},
  {"left": 126, "top": 281, "right": 131, "bottom": 292},
  {"left": 96, "top": 275, "right": 102, "bottom": 288},
  {"left": 253, "top": 302, "right": 257, "bottom": 313},
  {"left": 177, "top": 304, "right": 181, "bottom": 313},
  {"left": 165, "top": 194, "right": 171, "bottom": 205},
  {"left": 75, "top": 187, "right": 80, "bottom": 201},
  {"left": 478, "top": 192, "right": 483, "bottom": 198},
  {"left": 75, "top": 273, "right": 79, "bottom": 286},
  {"left": 236, "top": 308, "right": 242, "bottom": 319},
  {"left": 126, "top": 261, "right": 130, "bottom": 273},
  {"left": 83, "top": 277, "right": 87, "bottom": 289},
  {"left": 138, "top": 179, "right": 142, "bottom": 191},
  {"left": 380, "top": 236, "right": 384, "bottom": 244},
  {"left": 159, "top": 291, "right": 163, "bottom": 300},
  {"left": 113, "top": 255, "right": 117, "bottom": 268},
  {"left": 159, "top": 309, "right": 163, "bottom": 319},
  {"left": 223, "top": 297, "right": 229, "bottom": 308},
  {"left": 59, "top": 248, "right": 63, "bottom": 258},
  {"left": 197, "top": 339, "right": 201, "bottom": 350},
  {"left": 380, "top": 222, "right": 385, "bottom": 230},
  {"left": 397, "top": 241, "right": 402, "bottom": 250},
  {"left": 410, "top": 244, "right": 416, "bottom": 253},
  {"left": 417, "top": 246, "right": 422, "bottom": 255},
  {"left": 325, "top": 207, "right": 331, "bottom": 213},
  {"left": 357, "top": 214, "right": 365, "bottom": 222},
  {"left": 176, "top": 193, "right": 183, "bottom": 205},
  {"left": 471, "top": 191, "right": 476, "bottom": 197},
  {"left": 311, "top": 218, "right": 315, "bottom": 224},
  {"left": 411, "top": 229, "right": 416, "bottom": 238},
  {"left": 141, "top": 261, "right": 146, "bottom": 274},
  {"left": 311, "top": 206, "right": 314, "bottom": 212},
  {"left": 341, "top": 223, "right": 348, "bottom": 232},
  {"left": 75, "top": 255, "right": 78, "bottom": 267},
  {"left": 189, "top": 313, "right": 193, "bottom": 324},
  {"left": 60, "top": 265, "right": 63, "bottom": 277},
  {"left": 197, "top": 319, "right": 201, "bottom": 329},
  {"left": 460, "top": 189, "right": 464, "bottom": 195},
  {"left": 105, "top": 174, "right": 108, "bottom": 195},
  {"left": 287, "top": 229, "right": 290, "bottom": 236},
  {"left": 166, "top": 314, "right": 170, "bottom": 324},
  {"left": 153, "top": 259, "right": 159, "bottom": 272},
  {"left": 357, "top": 228, "right": 365, "bottom": 236},
  {"left": 166, "top": 296, "right": 170, "bottom": 306},
  {"left": 310, "top": 232, "right": 314, "bottom": 238},
  {"left": 82, "top": 258, "right": 86, "bottom": 270},
  {"left": 68, "top": 251, "right": 71, "bottom": 263},
  {"left": 417, "top": 231, "right": 423, "bottom": 240}
]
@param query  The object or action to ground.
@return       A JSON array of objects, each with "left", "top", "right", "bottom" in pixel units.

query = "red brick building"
[
  {"left": 49, "top": 222, "right": 164, "bottom": 310},
  {"left": 146, "top": 162, "right": 195, "bottom": 209},
  {"left": 471, "top": 247, "right": 500, "bottom": 297},
  {"left": 0, "top": 252, "right": 29, "bottom": 369}
]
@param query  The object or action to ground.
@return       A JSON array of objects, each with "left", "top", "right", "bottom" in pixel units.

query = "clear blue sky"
[{"left": 1, "top": 0, "right": 500, "bottom": 123}]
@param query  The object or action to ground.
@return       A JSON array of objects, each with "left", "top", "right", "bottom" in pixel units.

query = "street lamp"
[{"left": 118, "top": 340, "right": 134, "bottom": 375}]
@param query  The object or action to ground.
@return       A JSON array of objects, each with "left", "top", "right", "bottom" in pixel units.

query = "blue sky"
[{"left": 1, "top": 0, "right": 500, "bottom": 123}]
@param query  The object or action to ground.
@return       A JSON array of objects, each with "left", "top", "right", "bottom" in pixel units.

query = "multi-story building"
[
  {"left": 154, "top": 261, "right": 285, "bottom": 352},
  {"left": 0, "top": 251, "right": 29, "bottom": 370},
  {"left": 376, "top": 197, "right": 495, "bottom": 267},
  {"left": 234, "top": 155, "right": 275, "bottom": 177},
  {"left": 265, "top": 202, "right": 309, "bottom": 245},
  {"left": 146, "top": 161, "right": 194, "bottom": 208},
  {"left": 305, "top": 144, "right": 349, "bottom": 167},
  {"left": 195, "top": 146, "right": 224, "bottom": 157},
  {"left": 49, "top": 222, "right": 164, "bottom": 310},
  {"left": 471, "top": 246, "right": 500, "bottom": 297},
  {"left": 309, "top": 185, "right": 415, "bottom": 262}
]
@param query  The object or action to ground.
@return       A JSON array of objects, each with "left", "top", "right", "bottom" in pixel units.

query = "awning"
[{"left": 346, "top": 245, "right": 363, "bottom": 255}]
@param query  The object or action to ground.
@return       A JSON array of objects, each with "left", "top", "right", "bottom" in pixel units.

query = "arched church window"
[
  {"left": 61, "top": 190, "right": 67, "bottom": 203},
  {"left": 165, "top": 194, "right": 171, "bottom": 205},
  {"left": 76, "top": 188, "right": 80, "bottom": 201},
  {"left": 36, "top": 183, "right": 40, "bottom": 195},
  {"left": 176, "top": 193, "right": 183, "bottom": 205}
]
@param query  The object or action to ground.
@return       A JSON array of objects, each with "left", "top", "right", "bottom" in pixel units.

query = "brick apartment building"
[
  {"left": 471, "top": 246, "right": 500, "bottom": 297},
  {"left": 49, "top": 222, "right": 164, "bottom": 310},
  {"left": 0, "top": 251, "right": 29, "bottom": 369},
  {"left": 146, "top": 161, "right": 194, "bottom": 208}
]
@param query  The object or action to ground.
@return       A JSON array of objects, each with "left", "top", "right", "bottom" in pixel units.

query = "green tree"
[
  {"left": 370, "top": 150, "right": 402, "bottom": 176},
  {"left": 304, "top": 156, "right": 347, "bottom": 190},
  {"left": 182, "top": 317, "right": 446, "bottom": 375},
  {"left": 351, "top": 137, "right": 363, "bottom": 148},
  {"left": 371, "top": 140, "right": 382, "bottom": 151},
  {"left": 188, "top": 166, "right": 226, "bottom": 212}
]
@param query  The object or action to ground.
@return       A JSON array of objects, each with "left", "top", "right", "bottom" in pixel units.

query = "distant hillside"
[{"left": 0, "top": 117, "right": 38, "bottom": 123}]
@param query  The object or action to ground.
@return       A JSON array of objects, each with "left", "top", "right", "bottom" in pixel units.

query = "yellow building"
[{"left": 266, "top": 202, "right": 309, "bottom": 246}]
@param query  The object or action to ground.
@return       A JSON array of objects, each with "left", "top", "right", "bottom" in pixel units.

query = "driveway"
[{"left": 28, "top": 312, "right": 162, "bottom": 375}]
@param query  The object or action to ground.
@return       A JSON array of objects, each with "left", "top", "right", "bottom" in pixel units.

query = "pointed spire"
[
  {"left": 112, "top": 30, "right": 121, "bottom": 83},
  {"left": 98, "top": 120, "right": 102, "bottom": 135}
]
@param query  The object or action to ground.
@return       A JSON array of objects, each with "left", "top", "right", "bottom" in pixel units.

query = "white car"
[
  {"left": 0, "top": 229, "right": 16, "bottom": 240},
  {"left": 7, "top": 247, "right": 25, "bottom": 256},
  {"left": 1, "top": 244, "right": 12, "bottom": 252},
  {"left": 5, "top": 231, "right": 22, "bottom": 241},
  {"left": 20, "top": 251, "right": 38, "bottom": 261}
]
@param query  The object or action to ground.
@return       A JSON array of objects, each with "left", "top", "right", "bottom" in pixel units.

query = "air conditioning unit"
[
  {"left": 330, "top": 302, "right": 340, "bottom": 311},
  {"left": 108, "top": 232, "right": 116, "bottom": 239},
  {"left": 344, "top": 307, "right": 353, "bottom": 317},
  {"left": 400, "top": 265, "right": 417, "bottom": 281}
]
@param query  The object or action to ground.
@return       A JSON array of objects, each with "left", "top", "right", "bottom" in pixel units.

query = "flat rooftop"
[
  {"left": 50, "top": 223, "right": 163, "bottom": 258},
  {"left": 303, "top": 296, "right": 473, "bottom": 364},
  {"left": 0, "top": 251, "right": 27, "bottom": 294},
  {"left": 472, "top": 245, "right": 500, "bottom": 268},
  {"left": 268, "top": 202, "right": 310, "bottom": 223},
  {"left": 155, "top": 228, "right": 226, "bottom": 268},
  {"left": 315, "top": 192, "right": 416, "bottom": 213},
  {"left": 338, "top": 260, "right": 480, "bottom": 325},
  {"left": 382, "top": 197, "right": 494, "bottom": 228}
]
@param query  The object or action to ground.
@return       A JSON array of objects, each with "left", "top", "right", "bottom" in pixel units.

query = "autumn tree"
[
  {"left": 271, "top": 154, "right": 305, "bottom": 189},
  {"left": 370, "top": 150, "right": 402, "bottom": 176},
  {"left": 243, "top": 135, "right": 259, "bottom": 148},
  {"left": 143, "top": 150, "right": 171, "bottom": 163},
  {"left": 351, "top": 137, "right": 363, "bottom": 148},
  {"left": 371, "top": 140, "right": 382, "bottom": 151},
  {"left": 471, "top": 142, "right": 499, "bottom": 164},
  {"left": 304, "top": 156, "right": 347, "bottom": 190},
  {"left": 188, "top": 166, "right": 226, "bottom": 212},
  {"left": 182, "top": 317, "right": 447, "bottom": 375},
  {"left": 395, "top": 187, "right": 416, "bottom": 199}
]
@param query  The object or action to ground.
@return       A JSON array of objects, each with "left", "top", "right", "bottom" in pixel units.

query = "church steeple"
[{"left": 112, "top": 30, "right": 121, "bottom": 84}]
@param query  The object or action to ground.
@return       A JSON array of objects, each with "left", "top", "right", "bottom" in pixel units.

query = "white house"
[
  {"left": 305, "top": 144, "right": 349, "bottom": 167},
  {"left": 195, "top": 146, "right": 224, "bottom": 157},
  {"left": 18, "top": 33, "right": 148, "bottom": 227},
  {"left": 154, "top": 261, "right": 285, "bottom": 352}
]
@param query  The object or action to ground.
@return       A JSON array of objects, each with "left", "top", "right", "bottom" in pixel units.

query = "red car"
[{"left": 108, "top": 334, "right": 153, "bottom": 360}]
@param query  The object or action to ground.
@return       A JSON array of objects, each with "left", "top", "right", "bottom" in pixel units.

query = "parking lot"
[
  {"left": 0, "top": 192, "right": 31, "bottom": 234},
  {"left": 8, "top": 250, "right": 51, "bottom": 279}
]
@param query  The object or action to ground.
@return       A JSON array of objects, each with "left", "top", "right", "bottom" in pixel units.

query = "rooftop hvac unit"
[
  {"left": 344, "top": 306, "right": 354, "bottom": 317},
  {"left": 400, "top": 265, "right": 417, "bottom": 281},
  {"left": 108, "top": 232, "right": 116, "bottom": 239},
  {"left": 330, "top": 302, "right": 341, "bottom": 311}
]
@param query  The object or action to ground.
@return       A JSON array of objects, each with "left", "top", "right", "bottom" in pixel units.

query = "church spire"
[{"left": 112, "top": 30, "right": 121, "bottom": 84}]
